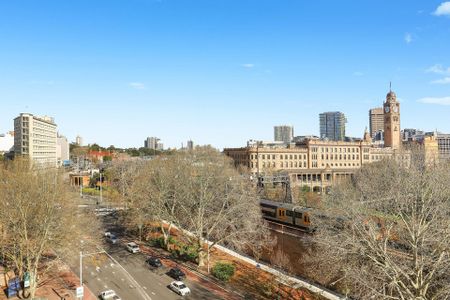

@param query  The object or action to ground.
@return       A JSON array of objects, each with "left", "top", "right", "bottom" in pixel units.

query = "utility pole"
[
  {"left": 100, "top": 172, "right": 103, "bottom": 205},
  {"left": 79, "top": 251, "right": 83, "bottom": 300}
]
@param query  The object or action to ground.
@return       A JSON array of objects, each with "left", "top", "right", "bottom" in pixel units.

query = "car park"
[
  {"left": 126, "top": 242, "right": 140, "bottom": 253},
  {"left": 167, "top": 267, "right": 186, "bottom": 280},
  {"left": 169, "top": 281, "right": 191, "bottom": 296},
  {"left": 146, "top": 256, "right": 163, "bottom": 268}
]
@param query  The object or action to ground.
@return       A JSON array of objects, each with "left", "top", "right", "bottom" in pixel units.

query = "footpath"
[{"left": 0, "top": 263, "right": 97, "bottom": 300}]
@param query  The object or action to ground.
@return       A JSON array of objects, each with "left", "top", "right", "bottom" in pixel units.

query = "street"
[{"left": 71, "top": 196, "right": 226, "bottom": 300}]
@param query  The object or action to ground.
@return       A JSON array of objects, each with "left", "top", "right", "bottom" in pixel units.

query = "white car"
[
  {"left": 169, "top": 281, "right": 191, "bottom": 296},
  {"left": 99, "top": 289, "right": 121, "bottom": 300},
  {"left": 126, "top": 242, "right": 140, "bottom": 253}
]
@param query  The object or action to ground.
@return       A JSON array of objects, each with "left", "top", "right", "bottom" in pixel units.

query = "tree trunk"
[
  {"left": 197, "top": 239, "right": 206, "bottom": 267},
  {"left": 29, "top": 271, "right": 38, "bottom": 299}
]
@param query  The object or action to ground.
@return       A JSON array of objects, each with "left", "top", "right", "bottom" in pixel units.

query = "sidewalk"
[{"left": 0, "top": 263, "right": 97, "bottom": 300}]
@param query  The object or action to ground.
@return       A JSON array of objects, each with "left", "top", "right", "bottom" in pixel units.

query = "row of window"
[
  {"left": 251, "top": 154, "right": 308, "bottom": 160},
  {"left": 321, "top": 154, "right": 359, "bottom": 160},
  {"left": 319, "top": 147, "right": 359, "bottom": 153},
  {"left": 255, "top": 161, "right": 308, "bottom": 168}
]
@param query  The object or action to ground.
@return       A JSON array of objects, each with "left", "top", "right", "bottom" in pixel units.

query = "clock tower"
[{"left": 383, "top": 87, "right": 401, "bottom": 149}]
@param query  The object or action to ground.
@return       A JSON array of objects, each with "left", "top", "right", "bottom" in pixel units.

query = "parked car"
[
  {"left": 99, "top": 289, "right": 121, "bottom": 300},
  {"left": 146, "top": 256, "right": 163, "bottom": 268},
  {"left": 126, "top": 242, "right": 140, "bottom": 253},
  {"left": 106, "top": 233, "right": 118, "bottom": 244},
  {"left": 169, "top": 281, "right": 191, "bottom": 296},
  {"left": 167, "top": 267, "right": 186, "bottom": 280}
]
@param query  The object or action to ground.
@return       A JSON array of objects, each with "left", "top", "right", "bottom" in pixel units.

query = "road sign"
[
  {"left": 24, "top": 272, "right": 30, "bottom": 288},
  {"left": 76, "top": 286, "right": 84, "bottom": 298},
  {"left": 7, "top": 277, "right": 21, "bottom": 298}
]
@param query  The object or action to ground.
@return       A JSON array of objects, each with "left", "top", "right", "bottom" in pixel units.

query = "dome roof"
[{"left": 386, "top": 90, "right": 397, "bottom": 102}]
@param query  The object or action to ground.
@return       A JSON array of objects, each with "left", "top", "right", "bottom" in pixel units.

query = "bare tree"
[
  {"left": 125, "top": 147, "right": 272, "bottom": 268},
  {"left": 0, "top": 159, "right": 82, "bottom": 298},
  {"left": 305, "top": 154, "right": 450, "bottom": 300},
  {"left": 109, "top": 160, "right": 140, "bottom": 209},
  {"left": 176, "top": 147, "right": 271, "bottom": 268}
]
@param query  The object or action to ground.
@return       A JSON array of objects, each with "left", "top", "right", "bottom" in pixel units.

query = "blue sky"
[{"left": 1, "top": 0, "right": 450, "bottom": 149}]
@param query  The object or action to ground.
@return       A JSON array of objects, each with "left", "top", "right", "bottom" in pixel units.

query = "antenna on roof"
[{"left": 389, "top": 81, "right": 392, "bottom": 92}]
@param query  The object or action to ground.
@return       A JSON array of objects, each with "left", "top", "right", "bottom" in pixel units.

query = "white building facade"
[
  {"left": 14, "top": 113, "right": 58, "bottom": 167},
  {"left": 57, "top": 134, "right": 70, "bottom": 166}
]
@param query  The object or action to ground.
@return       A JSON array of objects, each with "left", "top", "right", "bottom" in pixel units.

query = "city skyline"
[{"left": 1, "top": 1, "right": 450, "bottom": 149}]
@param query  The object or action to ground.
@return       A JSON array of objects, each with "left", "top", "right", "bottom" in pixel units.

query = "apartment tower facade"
[{"left": 14, "top": 113, "right": 58, "bottom": 167}]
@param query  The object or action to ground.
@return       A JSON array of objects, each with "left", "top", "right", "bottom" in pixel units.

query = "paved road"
[
  {"left": 73, "top": 196, "right": 225, "bottom": 300},
  {"left": 105, "top": 242, "right": 224, "bottom": 300},
  {"left": 71, "top": 250, "right": 150, "bottom": 300}
]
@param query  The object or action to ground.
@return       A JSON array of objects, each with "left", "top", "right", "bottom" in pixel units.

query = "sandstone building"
[{"left": 224, "top": 90, "right": 413, "bottom": 193}]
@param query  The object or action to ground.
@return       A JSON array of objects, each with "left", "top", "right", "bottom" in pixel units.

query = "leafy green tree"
[{"left": 212, "top": 262, "right": 235, "bottom": 282}]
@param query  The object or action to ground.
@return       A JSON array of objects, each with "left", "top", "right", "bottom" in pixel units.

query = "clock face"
[
  {"left": 393, "top": 106, "right": 398, "bottom": 113},
  {"left": 385, "top": 106, "right": 390, "bottom": 113}
]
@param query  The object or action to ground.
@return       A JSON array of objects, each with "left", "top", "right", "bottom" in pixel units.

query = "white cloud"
[
  {"left": 431, "top": 77, "right": 450, "bottom": 84},
  {"left": 404, "top": 33, "right": 413, "bottom": 44},
  {"left": 129, "top": 82, "right": 146, "bottom": 90},
  {"left": 418, "top": 96, "right": 450, "bottom": 105},
  {"left": 434, "top": 2, "right": 450, "bottom": 16},
  {"left": 425, "top": 64, "right": 450, "bottom": 75},
  {"left": 353, "top": 71, "right": 364, "bottom": 76},
  {"left": 242, "top": 63, "right": 255, "bottom": 68}
]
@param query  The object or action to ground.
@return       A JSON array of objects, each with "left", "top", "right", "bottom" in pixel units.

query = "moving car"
[
  {"left": 169, "top": 281, "right": 191, "bottom": 296},
  {"left": 99, "top": 289, "right": 121, "bottom": 300},
  {"left": 146, "top": 256, "right": 163, "bottom": 268},
  {"left": 167, "top": 267, "right": 186, "bottom": 280},
  {"left": 126, "top": 242, "right": 140, "bottom": 253}
]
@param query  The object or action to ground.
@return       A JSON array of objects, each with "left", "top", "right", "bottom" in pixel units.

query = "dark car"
[
  {"left": 146, "top": 257, "right": 163, "bottom": 268},
  {"left": 167, "top": 267, "right": 186, "bottom": 280}
]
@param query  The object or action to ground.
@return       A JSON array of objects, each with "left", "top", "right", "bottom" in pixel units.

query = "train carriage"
[{"left": 260, "top": 199, "right": 313, "bottom": 232}]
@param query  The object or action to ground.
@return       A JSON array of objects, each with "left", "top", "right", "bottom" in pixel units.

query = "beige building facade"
[
  {"left": 14, "top": 113, "right": 58, "bottom": 167},
  {"left": 224, "top": 90, "right": 412, "bottom": 193}
]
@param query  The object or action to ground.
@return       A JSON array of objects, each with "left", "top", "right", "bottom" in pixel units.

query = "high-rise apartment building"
[
  {"left": 369, "top": 107, "right": 384, "bottom": 138},
  {"left": 274, "top": 125, "right": 294, "bottom": 143},
  {"left": 319, "top": 112, "right": 346, "bottom": 141},
  {"left": 144, "top": 137, "right": 160, "bottom": 150},
  {"left": 14, "top": 113, "right": 57, "bottom": 167}
]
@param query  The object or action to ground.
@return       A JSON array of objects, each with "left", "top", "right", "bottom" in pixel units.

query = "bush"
[
  {"left": 170, "top": 243, "right": 199, "bottom": 262},
  {"left": 212, "top": 262, "right": 235, "bottom": 282}
]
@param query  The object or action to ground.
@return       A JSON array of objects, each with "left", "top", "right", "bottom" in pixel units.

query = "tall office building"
[
  {"left": 144, "top": 137, "right": 160, "bottom": 150},
  {"left": 76, "top": 135, "right": 83, "bottom": 146},
  {"left": 14, "top": 113, "right": 57, "bottom": 167},
  {"left": 274, "top": 126, "right": 294, "bottom": 143},
  {"left": 319, "top": 112, "right": 346, "bottom": 141},
  {"left": 57, "top": 134, "right": 70, "bottom": 166},
  {"left": 187, "top": 140, "right": 194, "bottom": 150},
  {"left": 369, "top": 107, "right": 384, "bottom": 138}
]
